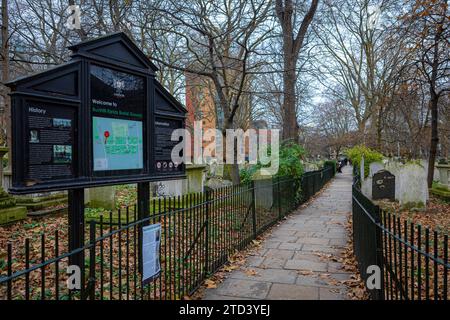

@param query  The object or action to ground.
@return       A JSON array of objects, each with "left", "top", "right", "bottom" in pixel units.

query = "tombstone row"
[{"left": 360, "top": 159, "right": 429, "bottom": 207}]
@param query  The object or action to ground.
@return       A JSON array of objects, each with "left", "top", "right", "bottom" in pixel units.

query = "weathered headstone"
[
  {"left": 152, "top": 180, "right": 183, "bottom": 197},
  {"left": 185, "top": 165, "right": 207, "bottom": 193},
  {"left": 360, "top": 156, "right": 365, "bottom": 180},
  {"left": 304, "top": 162, "right": 319, "bottom": 172},
  {"left": 369, "top": 162, "right": 384, "bottom": 177},
  {"left": 151, "top": 165, "right": 207, "bottom": 197},
  {"left": 436, "top": 163, "right": 450, "bottom": 188},
  {"left": 254, "top": 178, "right": 273, "bottom": 210},
  {"left": 86, "top": 186, "right": 116, "bottom": 210},
  {"left": 361, "top": 176, "right": 372, "bottom": 199},
  {"left": 359, "top": 156, "right": 374, "bottom": 198},
  {"left": 397, "top": 163, "right": 428, "bottom": 206},
  {"left": 384, "top": 160, "right": 401, "bottom": 199},
  {"left": 372, "top": 170, "right": 395, "bottom": 201}
]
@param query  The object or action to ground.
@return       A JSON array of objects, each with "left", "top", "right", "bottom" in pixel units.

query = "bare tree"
[
  {"left": 315, "top": 0, "right": 408, "bottom": 147},
  {"left": 275, "top": 0, "right": 319, "bottom": 142},
  {"left": 315, "top": 98, "right": 357, "bottom": 157},
  {"left": 147, "top": 0, "right": 273, "bottom": 184},
  {"left": 401, "top": 0, "right": 450, "bottom": 187}
]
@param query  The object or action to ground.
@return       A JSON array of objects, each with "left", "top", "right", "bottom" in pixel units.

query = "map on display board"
[
  {"left": 93, "top": 116, "right": 143, "bottom": 171},
  {"left": 90, "top": 64, "right": 145, "bottom": 172}
]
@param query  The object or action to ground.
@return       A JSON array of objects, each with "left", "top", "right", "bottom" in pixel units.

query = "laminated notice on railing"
[{"left": 142, "top": 223, "right": 161, "bottom": 284}]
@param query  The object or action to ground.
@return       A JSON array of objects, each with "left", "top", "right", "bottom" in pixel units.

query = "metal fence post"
[
  {"left": 251, "top": 180, "right": 257, "bottom": 239},
  {"left": 373, "top": 205, "right": 385, "bottom": 300},
  {"left": 204, "top": 186, "right": 211, "bottom": 276},
  {"left": 277, "top": 176, "right": 281, "bottom": 219},
  {"left": 88, "top": 220, "right": 96, "bottom": 300}
]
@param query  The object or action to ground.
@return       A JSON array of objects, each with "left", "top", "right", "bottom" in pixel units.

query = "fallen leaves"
[
  {"left": 375, "top": 195, "right": 450, "bottom": 234},
  {"left": 341, "top": 216, "right": 370, "bottom": 300},
  {"left": 244, "top": 268, "right": 259, "bottom": 276},
  {"left": 204, "top": 279, "right": 217, "bottom": 289},
  {"left": 297, "top": 270, "right": 314, "bottom": 276},
  {"left": 222, "top": 264, "right": 239, "bottom": 272}
]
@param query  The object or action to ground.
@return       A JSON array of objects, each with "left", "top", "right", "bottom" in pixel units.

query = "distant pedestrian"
[{"left": 337, "top": 161, "right": 343, "bottom": 173}]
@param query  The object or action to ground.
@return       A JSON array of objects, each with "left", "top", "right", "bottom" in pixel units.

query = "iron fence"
[
  {"left": 352, "top": 175, "right": 449, "bottom": 300},
  {"left": 0, "top": 167, "right": 334, "bottom": 300}
]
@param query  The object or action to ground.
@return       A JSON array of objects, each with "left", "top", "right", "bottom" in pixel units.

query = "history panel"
[{"left": 25, "top": 102, "right": 76, "bottom": 182}]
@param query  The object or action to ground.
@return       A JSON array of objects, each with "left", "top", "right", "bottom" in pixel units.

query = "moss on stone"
[
  {"left": 430, "top": 187, "right": 450, "bottom": 202},
  {"left": 0, "top": 206, "right": 27, "bottom": 225}
]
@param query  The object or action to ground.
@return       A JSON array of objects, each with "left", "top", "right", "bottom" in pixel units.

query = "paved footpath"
[{"left": 203, "top": 166, "right": 354, "bottom": 300}]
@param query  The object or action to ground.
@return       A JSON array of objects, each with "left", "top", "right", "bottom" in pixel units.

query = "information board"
[
  {"left": 142, "top": 223, "right": 161, "bottom": 284},
  {"left": 90, "top": 65, "right": 145, "bottom": 173},
  {"left": 25, "top": 102, "right": 76, "bottom": 182},
  {"left": 154, "top": 117, "right": 183, "bottom": 173},
  {"left": 7, "top": 32, "right": 186, "bottom": 194}
]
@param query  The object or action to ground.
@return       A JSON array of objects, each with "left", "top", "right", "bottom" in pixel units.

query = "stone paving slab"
[{"left": 203, "top": 166, "right": 353, "bottom": 300}]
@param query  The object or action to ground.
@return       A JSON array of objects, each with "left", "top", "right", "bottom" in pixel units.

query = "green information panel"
[{"left": 93, "top": 116, "right": 143, "bottom": 171}]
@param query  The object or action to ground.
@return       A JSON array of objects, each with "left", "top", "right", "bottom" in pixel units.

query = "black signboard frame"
[
  {"left": 6, "top": 32, "right": 187, "bottom": 195},
  {"left": 6, "top": 33, "right": 187, "bottom": 271}
]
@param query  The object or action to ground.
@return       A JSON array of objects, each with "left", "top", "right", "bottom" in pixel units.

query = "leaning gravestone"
[
  {"left": 397, "top": 163, "right": 429, "bottom": 206},
  {"left": 372, "top": 170, "right": 395, "bottom": 201}
]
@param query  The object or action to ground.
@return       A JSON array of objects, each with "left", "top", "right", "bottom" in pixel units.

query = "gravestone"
[
  {"left": 185, "top": 165, "right": 207, "bottom": 193},
  {"left": 385, "top": 160, "right": 402, "bottom": 199},
  {"left": 397, "top": 163, "right": 428, "bottom": 206},
  {"left": 369, "top": 162, "right": 384, "bottom": 177},
  {"left": 151, "top": 165, "right": 207, "bottom": 197},
  {"left": 359, "top": 156, "right": 374, "bottom": 198},
  {"left": 253, "top": 173, "right": 273, "bottom": 210},
  {"left": 86, "top": 186, "right": 116, "bottom": 210},
  {"left": 360, "top": 156, "right": 365, "bottom": 180},
  {"left": 436, "top": 163, "right": 450, "bottom": 188},
  {"left": 303, "top": 162, "right": 319, "bottom": 172},
  {"left": 361, "top": 176, "right": 372, "bottom": 199},
  {"left": 372, "top": 170, "right": 395, "bottom": 200}
]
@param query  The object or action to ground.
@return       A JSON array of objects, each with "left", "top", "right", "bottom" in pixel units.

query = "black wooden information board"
[{"left": 6, "top": 32, "right": 186, "bottom": 194}]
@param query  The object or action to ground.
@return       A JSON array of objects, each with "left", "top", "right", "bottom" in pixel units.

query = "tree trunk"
[
  {"left": 1, "top": 0, "right": 10, "bottom": 151},
  {"left": 221, "top": 130, "right": 241, "bottom": 185},
  {"left": 282, "top": 55, "right": 298, "bottom": 142},
  {"left": 276, "top": 0, "right": 319, "bottom": 143},
  {"left": 427, "top": 94, "right": 439, "bottom": 188},
  {"left": 376, "top": 106, "right": 383, "bottom": 152},
  {"left": 427, "top": 25, "right": 442, "bottom": 188}
]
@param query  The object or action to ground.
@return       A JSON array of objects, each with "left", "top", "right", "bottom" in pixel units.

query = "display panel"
[
  {"left": 25, "top": 102, "right": 76, "bottom": 182},
  {"left": 90, "top": 64, "right": 145, "bottom": 173},
  {"left": 93, "top": 116, "right": 143, "bottom": 171},
  {"left": 154, "top": 117, "right": 183, "bottom": 173}
]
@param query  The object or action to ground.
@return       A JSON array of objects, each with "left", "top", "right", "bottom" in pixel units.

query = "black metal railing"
[
  {"left": 352, "top": 175, "right": 449, "bottom": 300},
  {"left": 0, "top": 167, "right": 334, "bottom": 300}
]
